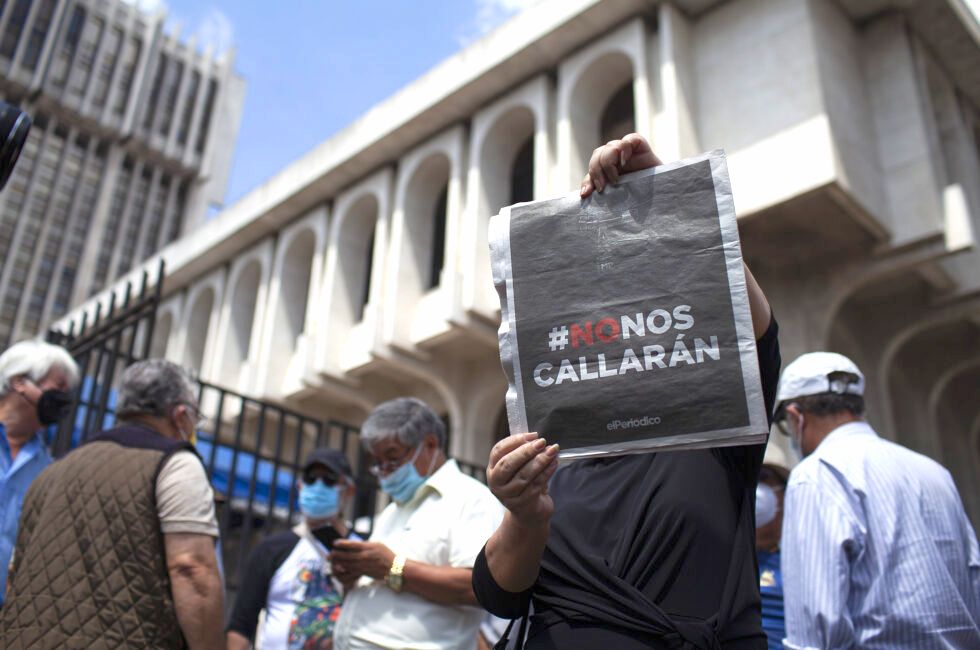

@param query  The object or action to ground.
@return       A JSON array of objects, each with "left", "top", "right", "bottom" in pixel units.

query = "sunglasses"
[{"left": 302, "top": 473, "right": 341, "bottom": 486}]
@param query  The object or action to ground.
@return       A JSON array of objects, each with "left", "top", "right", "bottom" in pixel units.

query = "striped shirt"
[{"left": 781, "top": 421, "right": 980, "bottom": 649}]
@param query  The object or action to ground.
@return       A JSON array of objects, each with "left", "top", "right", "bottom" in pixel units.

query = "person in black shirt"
[
  {"left": 227, "top": 448, "right": 358, "bottom": 650},
  {"left": 471, "top": 133, "right": 781, "bottom": 650}
]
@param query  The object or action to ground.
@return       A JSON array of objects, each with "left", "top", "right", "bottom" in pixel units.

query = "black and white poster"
[{"left": 489, "top": 150, "right": 768, "bottom": 457}]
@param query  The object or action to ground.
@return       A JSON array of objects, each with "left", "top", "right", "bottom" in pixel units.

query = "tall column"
[
  {"left": 155, "top": 175, "right": 182, "bottom": 251},
  {"left": 9, "top": 0, "right": 44, "bottom": 72},
  {"left": 105, "top": 158, "right": 145, "bottom": 282},
  {"left": 40, "top": 132, "right": 96, "bottom": 327},
  {"left": 122, "top": 15, "right": 163, "bottom": 137},
  {"left": 70, "top": 145, "right": 123, "bottom": 306},
  {"left": 30, "top": 0, "right": 71, "bottom": 91},
  {"left": 133, "top": 166, "right": 163, "bottom": 260},
  {"left": 0, "top": 117, "right": 55, "bottom": 301},
  {"left": 12, "top": 123, "right": 76, "bottom": 339},
  {"left": 182, "top": 59, "right": 211, "bottom": 169},
  {"left": 99, "top": 3, "right": 136, "bottom": 126},
  {"left": 165, "top": 49, "right": 194, "bottom": 157},
  {"left": 80, "top": 1, "right": 116, "bottom": 116}
]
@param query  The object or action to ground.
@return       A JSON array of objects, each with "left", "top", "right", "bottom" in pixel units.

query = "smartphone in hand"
[{"left": 311, "top": 525, "right": 344, "bottom": 550}]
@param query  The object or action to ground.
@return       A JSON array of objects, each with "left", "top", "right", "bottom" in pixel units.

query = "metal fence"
[
  {"left": 46, "top": 260, "right": 165, "bottom": 455},
  {"left": 45, "top": 260, "right": 488, "bottom": 601}
]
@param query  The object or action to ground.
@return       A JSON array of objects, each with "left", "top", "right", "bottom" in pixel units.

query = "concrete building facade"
[
  {"left": 0, "top": 0, "right": 244, "bottom": 346},
  {"left": 57, "top": 0, "right": 980, "bottom": 522}
]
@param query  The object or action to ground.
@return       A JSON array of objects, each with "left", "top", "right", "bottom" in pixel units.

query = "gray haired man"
[
  {"left": 332, "top": 397, "right": 503, "bottom": 650},
  {"left": 1, "top": 359, "right": 223, "bottom": 650},
  {"left": 0, "top": 339, "right": 79, "bottom": 605}
]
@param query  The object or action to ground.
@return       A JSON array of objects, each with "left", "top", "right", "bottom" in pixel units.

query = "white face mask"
[{"left": 755, "top": 483, "right": 779, "bottom": 527}]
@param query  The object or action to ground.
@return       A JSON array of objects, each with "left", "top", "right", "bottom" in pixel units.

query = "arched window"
[
  {"left": 337, "top": 194, "right": 379, "bottom": 325},
  {"left": 268, "top": 233, "right": 315, "bottom": 388},
  {"left": 599, "top": 81, "right": 635, "bottom": 146},
  {"left": 220, "top": 262, "right": 261, "bottom": 385},
  {"left": 403, "top": 154, "right": 450, "bottom": 299},
  {"left": 567, "top": 52, "right": 634, "bottom": 182}
]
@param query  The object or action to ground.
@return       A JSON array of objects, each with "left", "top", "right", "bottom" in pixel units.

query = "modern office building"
[
  {"left": 59, "top": 0, "right": 980, "bottom": 521},
  {"left": 0, "top": 0, "right": 244, "bottom": 346}
]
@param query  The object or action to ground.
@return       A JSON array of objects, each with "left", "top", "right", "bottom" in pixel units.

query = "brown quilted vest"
[{"left": 0, "top": 425, "right": 198, "bottom": 649}]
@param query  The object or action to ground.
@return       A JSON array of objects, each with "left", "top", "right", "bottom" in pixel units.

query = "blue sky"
[
  {"left": 144, "top": 0, "right": 980, "bottom": 208},
  {"left": 139, "top": 0, "right": 540, "bottom": 207}
]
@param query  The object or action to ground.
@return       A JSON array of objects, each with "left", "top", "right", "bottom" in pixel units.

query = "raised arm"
[
  {"left": 482, "top": 433, "right": 559, "bottom": 594},
  {"left": 581, "top": 133, "right": 772, "bottom": 339}
]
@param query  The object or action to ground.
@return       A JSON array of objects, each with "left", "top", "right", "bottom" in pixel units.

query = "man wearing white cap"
[{"left": 774, "top": 352, "right": 980, "bottom": 649}]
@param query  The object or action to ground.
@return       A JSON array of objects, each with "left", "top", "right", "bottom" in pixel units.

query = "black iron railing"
[
  {"left": 44, "top": 259, "right": 490, "bottom": 604},
  {"left": 46, "top": 260, "right": 165, "bottom": 456}
]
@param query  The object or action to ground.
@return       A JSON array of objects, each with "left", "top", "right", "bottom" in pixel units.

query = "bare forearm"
[
  {"left": 171, "top": 568, "right": 224, "bottom": 649},
  {"left": 743, "top": 263, "right": 772, "bottom": 339},
  {"left": 226, "top": 631, "right": 251, "bottom": 650},
  {"left": 401, "top": 561, "right": 477, "bottom": 606},
  {"left": 485, "top": 511, "right": 549, "bottom": 593}
]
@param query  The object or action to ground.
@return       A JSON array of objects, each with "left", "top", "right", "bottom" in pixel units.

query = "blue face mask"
[
  {"left": 299, "top": 480, "right": 340, "bottom": 519},
  {"left": 379, "top": 446, "right": 430, "bottom": 504}
]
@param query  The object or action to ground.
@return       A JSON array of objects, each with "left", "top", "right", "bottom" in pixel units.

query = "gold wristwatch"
[{"left": 385, "top": 555, "right": 406, "bottom": 592}]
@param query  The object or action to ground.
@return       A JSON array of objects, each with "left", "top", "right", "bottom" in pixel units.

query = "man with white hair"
[
  {"left": 1, "top": 359, "right": 223, "bottom": 649},
  {"left": 775, "top": 352, "right": 980, "bottom": 649},
  {"left": 331, "top": 397, "right": 504, "bottom": 650},
  {"left": 0, "top": 339, "right": 79, "bottom": 605}
]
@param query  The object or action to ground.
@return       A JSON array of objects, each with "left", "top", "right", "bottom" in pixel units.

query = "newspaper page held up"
[{"left": 489, "top": 150, "right": 768, "bottom": 458}]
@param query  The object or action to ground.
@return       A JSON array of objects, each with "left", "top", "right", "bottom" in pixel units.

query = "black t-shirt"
[{"left": 473, "top": 318, "right": 781, "bottom": 649}]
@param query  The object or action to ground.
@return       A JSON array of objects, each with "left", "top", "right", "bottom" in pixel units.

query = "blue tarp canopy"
[{"left": 196, "top": 435, "right": 297, "bottom": 513}]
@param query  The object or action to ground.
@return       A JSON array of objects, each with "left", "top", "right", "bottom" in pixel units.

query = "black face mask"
[{"left": 36, "top": 389, "right": 73, "bottom": 426}]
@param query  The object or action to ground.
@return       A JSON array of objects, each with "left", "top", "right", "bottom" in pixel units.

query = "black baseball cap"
[{"left": 302, "top": 448, "right": 353, "bottom": 480}]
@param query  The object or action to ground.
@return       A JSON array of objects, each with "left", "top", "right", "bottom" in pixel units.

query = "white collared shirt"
[
  {"left": 333, "top": 459, "right": 504, "bottom": 650},
  {"left": 781, "top": 421, "right": 980, "bottom": 649}
]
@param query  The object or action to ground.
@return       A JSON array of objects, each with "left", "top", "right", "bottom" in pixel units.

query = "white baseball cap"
[{"left": 776, "top": 352, "right": 865, "bottom": 405}]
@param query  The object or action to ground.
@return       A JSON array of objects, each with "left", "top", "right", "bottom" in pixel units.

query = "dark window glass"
[
  {"left": 195, "top": 78, "right": 218, "bottom": 154},
  {"left": 49, "top": 6, "right": 86, "bottom": 87},
  {"left": 158, "top": 60, "right": 184, "bottom": 136},
  {"left": 358, "top": 230, "right": 375, "bottom": 322},
  {"left": 91, "top": 26, "right": 122, "bottom": 107},
  {"left": 429, "top": 185, "right": 448, "bottom": 289},
  {"left": 510, "top": 136, "right": 534, "bottom": 205},
  {"left": 142, "top": 53, "right": 168, "bottom": 130},
  {"left": 0, "top": 0, "right": 31, "bottom": 59},
  {"left": 22, "top": 0, "right": 57, "bottom": 70},
  {"left": 177, "top": 70, "right": 201, "bottom": 145},
  {"left": 113, "top": 37, "right": 141, "bottom": 116}
]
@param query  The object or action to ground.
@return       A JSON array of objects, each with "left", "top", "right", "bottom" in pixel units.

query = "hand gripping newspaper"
[{"left": 489, "top": 150, "right": 768, "bottom": 458}]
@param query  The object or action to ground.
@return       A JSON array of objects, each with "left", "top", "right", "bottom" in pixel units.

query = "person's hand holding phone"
[{"left": 331, "top": 540, "right": 396, "bottom": 581}]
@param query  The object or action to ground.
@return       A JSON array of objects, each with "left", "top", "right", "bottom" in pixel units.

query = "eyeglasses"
[
  {"left": 368, "top": 445, "right": 421, "bottom": 477},
  {"left": 182, "top": 403, "right": 207, "bottom": 430}
]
